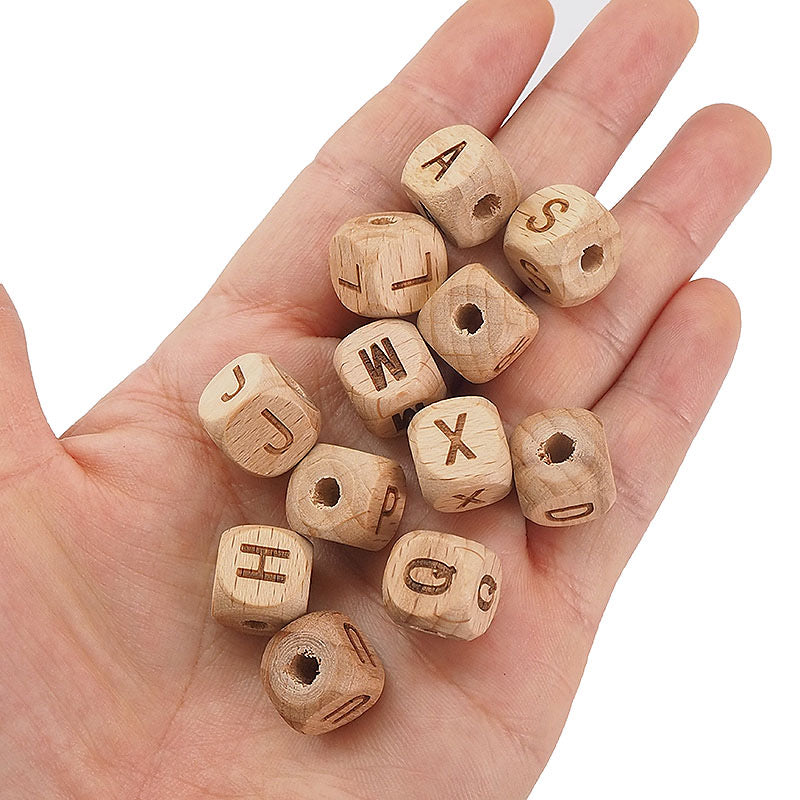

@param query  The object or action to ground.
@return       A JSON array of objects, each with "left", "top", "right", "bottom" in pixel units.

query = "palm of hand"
[{"left": 0, "top": 1, "right": 769, "bottom": 798}]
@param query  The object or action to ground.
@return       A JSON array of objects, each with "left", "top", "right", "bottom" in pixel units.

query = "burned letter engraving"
[
  {"left": 358, "top": 338, "right": 407, "bottom": 392},
  {"left": 261, "top": 409, "right": 295, "bottom": 454},
  {"left": 392, "top": 252, "right": 433, "bottom": 291},
  {"left": 343, "top": 623, "right": 376, "bottom": 667},
  {"left": 323, "top": 695, "right": 371, "bottom": 724},
  {"left": 526, "top": 198, "right": 570, "bottom": 233},
  {"left": 434, "top": 413, "right": 477, "bottom": 466},
  {"left": 221, "top": 364, "right": 246, "bottom": 402},
  {"left": 477, "top": 574, "right": 497, "bottom": 612},
  {"left": 545, "top": 502, "right": 595, "bottom": 522},
  {"left": 404, "top": 557, "right": 457, "bottom": 595},
  {"left": 420, "top": 140, "right": 467, "bottom": 181},
  {"left": 338, "top": 263, "right": 363, "bottom": 293},
  {"left": 374, "top": 485, "right": 399, "bottom": 538},
  {"left": 236, "top": 543, "right": 290, "bottom": 583}
]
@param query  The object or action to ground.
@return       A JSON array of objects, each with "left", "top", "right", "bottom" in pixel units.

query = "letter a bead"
[
  {"left": 261, "top": 611, "right": 385, "bottom": 735},
  {"left": 382, "top": 530, "right": 502, "bottom": 640},
  {"left": 198, "top": 353, "right": 321, "bottom": 477}
]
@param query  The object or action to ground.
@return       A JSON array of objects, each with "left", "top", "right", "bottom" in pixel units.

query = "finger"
[
  {"left": 212, "top": 0, "right": 555, "bottom": 334},
  {"left": 488, "top": 104, "right": 770, "bottom": 422},
  {"left": 528, "top": 278, "right": 741, "bottom": 637}
]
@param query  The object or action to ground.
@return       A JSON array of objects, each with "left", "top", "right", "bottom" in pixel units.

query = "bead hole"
[
  {"left": 454, "top": 303, "right": 484, "bottom": 335},
  {"left": 581, "top": 244, "right": 604, "bottom": 274},
  {"left": 539, "top": 432, "right": 576, "bottom": 465},
  {"left": 288, "top": 651, "right": 320, "bottom": 685},
  {"left": 472, "top": 193, "right": 502, "bottom": 220},
  {"left": 369, "top": 215, "right": 398, "bottom": 226},
  {"left": 312, "top": 477, "right": 341, "bottom": 508},
  {"left": 242, "top": 620, "right": 270, "bottom": 631}
]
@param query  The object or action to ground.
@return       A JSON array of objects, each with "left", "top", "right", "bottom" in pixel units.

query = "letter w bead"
[
  {"left": 236, "top": 543, "right": 291, "bottom": 583},
  {"left": 358, "top": 338, "right": 407, "bottom": 391},
  {"left": 434, "top": 413, "right": 477, "bottom": 465}
]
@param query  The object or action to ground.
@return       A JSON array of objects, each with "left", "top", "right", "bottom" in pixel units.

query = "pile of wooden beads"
[{"left": 198, "top": 124, "right": 621, "bottom": 735}]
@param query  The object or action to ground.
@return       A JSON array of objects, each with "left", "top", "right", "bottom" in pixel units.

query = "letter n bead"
[
  {"left": 211, "top": 525, "right": 313, "bottom": 635},
  {"left": 382, "top": 530, "right": 502, "bottom": 640},
  {"left": 261, "top": 611, "right": 385, "bottom": 735},
  {"left": 503, "top": 185, "right": 622, "bottom": 307},
  {"left": 401, "top": 125, "right": 521, "bottom": 248},
  {"left": 198, "top": 353, "right": 321, "bottom": 477},
  {"left": 510, "top": 408, "right": 617, "bottom": 527}
]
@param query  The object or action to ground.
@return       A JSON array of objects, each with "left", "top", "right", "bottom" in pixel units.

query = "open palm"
[{"left": 0, "top": 1, "right": 770, "bottom": 797}]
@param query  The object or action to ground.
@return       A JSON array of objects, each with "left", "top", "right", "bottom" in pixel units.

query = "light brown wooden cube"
[
  {"left": 510, "top": 408, "right": 617, "bottom": 527},
  {"left": 416, "top": 262, "right": 539, "bottom": 384},
  {"left": 329, "top": 212, "right": 448, "bottom": 318},
  {"left": 334, "top": 319, "right": 447, "bottom": 438},
  {"left": 382, "top": 530, "right": 502, "bottom": 640},
  {"left": 401, "top": 125, "right": 521, "bottom": 248},
  {"left": 503, "top": 185, "right": 622, "bottom": 307},
  {"left": 198, "top": 353, "right": 321, "bottom": 477},
  {"left": 261, "top": 610, "right": 385, "bottom": 735},
  {"left": 211, "top": 525, "right": 313, "bottom": 635},
  {"left": 408, "top": 396, "right": 512, "bottom": 513},
  {"left": 285, "top": 444, "right": 406, "bottom": 551}
]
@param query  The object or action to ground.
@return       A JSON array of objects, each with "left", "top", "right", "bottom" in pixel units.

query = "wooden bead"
[
  {"left": 408, "top": 396, "right": 512, "bottom": 513},
  {"left": 261, "top": 610, "right": 385, "bottom": 735},
  {"left": 329, "top": 211, "right": 448, "bottom": 318},
  {"left": 416, "top": 262, "right": 539, "bottom": 384},
  {"left": 503, "top": 184, "right": 622, "bottom": 307},
  {"left": 510, "top": 408, "right": 617, "bottom": 527},
  {"left": 198, "top": 353, "right": 321, "bottom": 477},
  {"left": 285, "top": 444, "right": 407, "bottom": 550},
  {"left": 382, "top": 530, "right": 502, "bottom": 640},
  {"left": 334, "top": 319, "right": 447, "bottom": 438},
  {"left": 401, "top": 125, "right": 521, "bottom": 248},
  {"left": 211, "top": 525, "right": 313, "bottom": 635}
]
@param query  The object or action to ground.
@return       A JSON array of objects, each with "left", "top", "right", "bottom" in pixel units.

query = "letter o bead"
[
  {"left": 382, "top": 530, "right": 502, "bottom": 641},
  {"left": 198, "top": 353, "right": 321, "bottom": 477},
  {"left": 401, "top": 125, "right": 521, "bottom": 248},
  {"left": 261, "top": 611, "right": 385, "bottom": 735},
  {"left": 211, "top": 525, "right": 313, "bottom": 636},
  {"left": 329, "top": 211, "right": 448, "bottom": 318},
  {"left": 503, "top": 185, "right": 622, "bottom": 307},
  {"left": 510, "top": 408, "right": 617, "bottom": 527}
]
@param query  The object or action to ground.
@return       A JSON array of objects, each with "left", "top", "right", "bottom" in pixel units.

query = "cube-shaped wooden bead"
[
  {"left": 503, "top": 185, "right": 622, "bottom": 307},
  {"left": 334, "top": 319, "right": 447, "bottom": 438},
  {"left": 416, "top": 262, "right": 539, "bottom": 384},
  {"left": 382, "top": 530, "right": 502, "bottom": 640},
  {"left": 198, "top": 353, "right": 321, "bottom": 477},
  {"left": 408, "top": 396, "right": 512, "bottom": 513},
  {"left": 401, "top": 125, "right": 521, "bottom": 248},
  {"left": 329, "top": 212, "right": 448, "bottom": 318},
  {"left": 261, "top": 611, "right": 385, "bottom": 735},
  {"left": 510, "top": 408, "right": 617, "bottom": 527},
  {"left": 211, "top": 525, "right": 313, "bottom": 635},
  {"left": 286, "top": 444, "right": 407, "bottom": 550}
]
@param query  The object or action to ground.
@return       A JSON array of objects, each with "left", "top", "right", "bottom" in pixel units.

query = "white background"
[{"left": 1, "top": 1, "right": 797, "bottom": 797}]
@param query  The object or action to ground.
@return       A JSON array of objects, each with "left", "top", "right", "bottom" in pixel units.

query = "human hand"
[{"left": 0, "top": 0, "right": 770, "bottom": 797}]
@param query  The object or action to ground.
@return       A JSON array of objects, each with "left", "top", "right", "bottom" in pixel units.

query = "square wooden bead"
[
  {"left": 510, "top": 408, "right": 617, "bottom": 527},
  {"left": 198, "top": 353, "right": 321, "bottom": 477},
  {"left": 401, "top": 124, "right": 521, "bottom": 248},
  {"left": 382, "top": 530, "right": 502, "bottom": 640},
  {"left": 211, "top": 525, "right": 313, "bottom": 635},
  {"left": 286, "top": 444, "right": 407, "bottom": 550},
  {"left": 261, "top": 611, "right": 385, "bottom": 735},
  {"left": 416, "top": 262, "right": 539, "bottom": 384},
  {"left": 408, "top": 396, "right": 512, "bottom": 513},
  {"left": 503, "top": 184, "right": 622, "bottom": 307},
  {"left": 334, "top": 319, "right": 447, "bottom": 438},
  {"left": 329, "top": 212, "right": 448, "bottom": 318}
]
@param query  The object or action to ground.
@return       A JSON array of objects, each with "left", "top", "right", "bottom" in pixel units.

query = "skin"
[{"left": 0, "top": 0, "right": 771, "bottom": 797}]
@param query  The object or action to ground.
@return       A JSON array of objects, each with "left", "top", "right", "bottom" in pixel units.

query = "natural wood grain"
[
  {"left": 334, "top": 319, "right": 447, "bottom": 438},
  {"left": 329, "top": 211, "right": 448, "bottom": 318},
  {"left": 401, "top": 125, "right": 521, "bottom": 248},
  {"left": 198, "top": 353, "right": 321, "bottom": 477},
  {"left": 382, "top": 530, "right": 502, "bottom": 641},
  {"left": 285, "top": 443, "right": 406, "bottom": 551},
  {"left": 503, "top": 184, "right": 622, "bottom": 307},
  {"left": 211, "top": 525, "right": 313, "bottom": 635},
  {"left": 510, "top": 408, "right": 617, "bottom": 527},
  {"left": 416, "top": 262, "right": 539, "bottom": 383},
  {"left": 261, "top": 610, "right": 385, "bottom": 735}
]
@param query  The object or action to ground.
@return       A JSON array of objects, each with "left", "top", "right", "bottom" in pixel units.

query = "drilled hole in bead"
[
  {"left": 288, "top": 651, "right": 320, "bottom": 685},
  {"left": 539, "top": 432, "right": 576, "bottom": 465},
  {"left": 581, "top": 244, "right": 604, "bottom": 274},
  {"left": 369, "top": 215, "right": 398, "bottom": 226},
  {"left": 454, "top": 303, "right": 484, "bottom": 335},
  {"left": 312, "top": 477, "right": 341, "bottom": 508},
  {"left": 242, "top": 620, "right": 270, "bottom": 631},
  {"left": 472, "top": 193, "right": 502, "bottom": 220}
]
